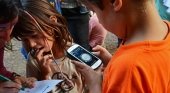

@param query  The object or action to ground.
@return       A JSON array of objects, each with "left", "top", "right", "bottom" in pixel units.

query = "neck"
[{"left": 124, "top": 3, "right": 168, "bottom": 45}]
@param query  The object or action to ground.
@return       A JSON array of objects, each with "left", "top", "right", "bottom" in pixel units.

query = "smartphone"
[{"left": 67, "top": 44, "right": 102, "bottom": 69}]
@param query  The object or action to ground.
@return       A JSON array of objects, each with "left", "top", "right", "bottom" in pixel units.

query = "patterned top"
[{"left": 26, "top": 54, "right": 86, "bottom": 93}]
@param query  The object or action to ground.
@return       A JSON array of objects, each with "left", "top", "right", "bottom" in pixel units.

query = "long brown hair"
[{"left": 12, "top": 0, "right": 72, "bottom": 53}]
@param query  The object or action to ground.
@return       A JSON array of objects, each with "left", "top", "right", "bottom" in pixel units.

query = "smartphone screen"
[{"left": 68, "top": 46, "right": 99, "bottom": 66}]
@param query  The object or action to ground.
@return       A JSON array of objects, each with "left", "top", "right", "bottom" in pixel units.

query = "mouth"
[
  {"left": 30, "top": 47, "right": 51, "bottom": 57},
  {"left": 43, "top": 51, "right": 51, "bottom": 56}
]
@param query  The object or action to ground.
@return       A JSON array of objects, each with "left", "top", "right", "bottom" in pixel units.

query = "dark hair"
[
  {"left": 91, "top": 0, "right": 103, "bottom": 10},
  {"left": 80, "top": 0, "right": 104, "bottom": 10},
  {"left": 0, "top": 0, "right": 19, "bottom": 23},
  {"left": 12, "top": 0, "right": 72, "bottom": 53}
]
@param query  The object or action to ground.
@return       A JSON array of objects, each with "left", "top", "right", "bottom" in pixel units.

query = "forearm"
[{"left": 106, "top": 54, "right": 112, "bottom": 63}]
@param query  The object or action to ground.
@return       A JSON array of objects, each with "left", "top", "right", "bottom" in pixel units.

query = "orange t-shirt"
[{"left": 102, "top": 21, "right": 170, "bottom": 93}]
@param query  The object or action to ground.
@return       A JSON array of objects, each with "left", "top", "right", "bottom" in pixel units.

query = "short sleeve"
[{"left": 103, "top": 60, "right": 150, "bottom": 93}]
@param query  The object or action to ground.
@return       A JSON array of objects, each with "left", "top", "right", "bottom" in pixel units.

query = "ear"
[
  {"left": 49, "top": 15, "right": 57, "bottom": 23},
  {"left": 112, "top": 0, "right": 122, "bottom": 11}
]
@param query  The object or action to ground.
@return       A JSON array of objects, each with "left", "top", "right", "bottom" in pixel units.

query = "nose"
[{"left": 27, "top": 39, "right": 37, "bottom": 48}]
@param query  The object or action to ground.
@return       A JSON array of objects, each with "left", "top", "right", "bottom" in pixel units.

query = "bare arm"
[{"left": 0, "top": 81, "right": 21, "bottom": 93}]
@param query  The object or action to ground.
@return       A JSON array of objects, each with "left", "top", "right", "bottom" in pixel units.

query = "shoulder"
[
  {"left": 106, "top": 50, "right": 154, "bottom": 77},
  {"left": 105, "top": 48, "right": 167, "bottom": 83}
]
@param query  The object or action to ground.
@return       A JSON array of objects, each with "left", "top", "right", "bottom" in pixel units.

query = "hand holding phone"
[
  {"left": 67, "top": 44, "right": 102, "bottom": 69},
  {"left": 71, "top": 60, "right": 102, "bottom": 93},
  {"left": 92, "top": 45, "right": 112, "bottom": 66}
]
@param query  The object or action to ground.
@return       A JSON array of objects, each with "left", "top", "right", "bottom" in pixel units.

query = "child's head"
[
  {"left": 0, "top": 0, "right": 18, "bottom": 48},
  {"left": 82, "top": 0, "right": 156, "bottom": 39},
  {"left": 12, "top": 0, "right": 72, "bottom": 54}
]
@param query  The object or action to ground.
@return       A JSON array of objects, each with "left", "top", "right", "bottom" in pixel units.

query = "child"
[
  {"left": 12, "top": 0, "right": 85, "bottom": 92},
  {"left": 0, "top": 0, "right": 36, "bottom": 92},
  {"left": 72, "top": 0, "right": 170, "bottom": 93}
]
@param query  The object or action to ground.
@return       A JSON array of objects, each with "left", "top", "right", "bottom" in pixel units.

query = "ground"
[{"left": 4, "top": 32, "right": 118, "bottom": 76}]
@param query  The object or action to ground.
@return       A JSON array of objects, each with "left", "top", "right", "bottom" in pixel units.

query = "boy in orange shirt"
[{"left": 72, "top": 0, "right": 170, "bottom": 93}]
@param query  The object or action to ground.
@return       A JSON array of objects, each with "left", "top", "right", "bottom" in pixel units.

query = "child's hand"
[
  {"left": 14, "top": 76, "right": 36, "bottom": 88},
  {"left": 34, "top": 48, "right": 53, "bottom": 80},
  {"left": 92, "top": 45, "right": 112, "bottom": 66},
  {"left": 0, "top": 81, "right": 22, "bottom": 93},
  {"left": 72, "top": 60, "right": 102, "bottom": 93}
]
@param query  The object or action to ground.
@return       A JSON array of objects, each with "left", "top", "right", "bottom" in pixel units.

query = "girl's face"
[{"left": 22, "top": 31, "right": 55, "bottom": 54}]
